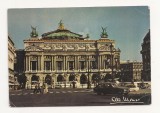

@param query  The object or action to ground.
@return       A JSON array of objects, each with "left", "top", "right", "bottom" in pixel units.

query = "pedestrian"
[
  {"left": 72, "top": 80, "right": 76, "bottom": 88},
  {"left": 43, "top": 83, "right": 48, "bottom": 94},
  {"left": 70, "top": 83, "right": 72, "bottom": 88},
  {"left": 21, "top": 83, "right": 24, "bottom": 95},
  {"left": 37, "top": 83, "right": 42, "bottom": 94},
  {"left": 33, "top": 84, "right": 38, "bottom": 94}
]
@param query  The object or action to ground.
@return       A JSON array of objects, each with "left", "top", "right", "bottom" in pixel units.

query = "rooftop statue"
[
  {"left": 30, "top": 26, "right": 38, "bottom": 37},
  {"left": 58, "top": 20, "right": 65, "bottom": 30},
  {"left": 101, "top": 27, "right": 108, "bottom": 38}
]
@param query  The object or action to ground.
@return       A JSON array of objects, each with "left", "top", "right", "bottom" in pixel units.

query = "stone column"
[
  {"left": 77, "top": 56, "right": 79, "bottom": 70},
  {"left": 66, "top": 56, "right": 68, "bottom": 71},
  {"left": 38, "top": 56, "right": 41, "bottom": 71},
  {"left": 54, "top": 56, "right": 56, "bottom": 70},
  {"left": 41, "top": 55, "right": 44, "bottom": 71},
  {"left": 74, "top": 56, "right": 76, "bottom": 70},
  {"left": 64, "top": 56, "right": 66, "bottom": 71},
  {"left": 29, "top": 56, "right": 31, "bottom": 71},
  {"left": 85, "top": 56, "right": 87, "bottom": 70},
  {"left": 51, "top": 56, "right": 53, "bottom": 71},
  {"left": 89, "top": 55, "right": 91, "bottom": 69},
  {"left": 74, "top": 56, "right": 77, "bottom": 70},
  {"left": 102, "top": 55, "right": 104, "bottom": 69},
  {"left": 62, "top": 56, "right": 65, "bottom": 71},
  {"left": 99, "top": 55, "right": 101, "bottom": 70},
  {"left": 25, "top": 56, "right": 29, "bottom": 71}
]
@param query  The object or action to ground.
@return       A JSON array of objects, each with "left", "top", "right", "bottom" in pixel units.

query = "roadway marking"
[
  {"left": 10, "top": 89, "right": 93, "bottom": 96},
  {"left": 62, "top": 91, "right": 66, "bottom": 93},
  {"left": 80, "top": 91, "right": 85, "bottom": 92}
]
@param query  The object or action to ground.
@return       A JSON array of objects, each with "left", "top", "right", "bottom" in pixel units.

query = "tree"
[{"left": 17, "top": 73, "right": 27, "bottom": 89}]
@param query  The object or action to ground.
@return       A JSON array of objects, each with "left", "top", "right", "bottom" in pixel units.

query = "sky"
[{"left": 8, "top": 6, "right": 150, "bottom": 61}]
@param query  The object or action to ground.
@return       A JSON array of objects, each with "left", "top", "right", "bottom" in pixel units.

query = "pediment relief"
[
  {"left": 30, "top": 56, "right": 38, "bottom": 61},
  {"left": 99, "top": 46, "right": 110, "bottom": 51},
  {"left": 67, "top": 56, "right": 74, "bottom": 60},
  {"left": 44, "top": 44, "right": 52, "bottom": 49},
  {"left": 25, "top": 45, "right": 43, "bottom": 51}
]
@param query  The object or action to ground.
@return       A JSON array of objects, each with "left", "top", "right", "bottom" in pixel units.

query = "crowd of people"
[{"left": 33, "top": 83, "right": 48, "bottom": 94}]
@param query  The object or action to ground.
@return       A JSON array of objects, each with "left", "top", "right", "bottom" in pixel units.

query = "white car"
[{"left": 126, "top": 84, "right": 139, "bottom": 92}]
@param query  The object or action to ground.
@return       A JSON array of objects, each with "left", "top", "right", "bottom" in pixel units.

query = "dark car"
[{"left": 93, "top": 82, "right": 129, "bottom": 95}]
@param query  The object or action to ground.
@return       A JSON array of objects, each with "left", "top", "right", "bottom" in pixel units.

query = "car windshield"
[
  {"left": 110, "top": 84, "right": 117, "bottom": 87},
  {"left": 126, "top": 84, "right": 136, "bottom": 88}
]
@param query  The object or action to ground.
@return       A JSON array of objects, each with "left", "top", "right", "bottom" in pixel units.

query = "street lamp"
[{"left": 110, "top": 43, "right": 114, "bottom": 82}]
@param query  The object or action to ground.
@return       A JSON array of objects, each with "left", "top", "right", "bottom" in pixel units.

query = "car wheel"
[
  {"left": 124, "top": 92, "right": 128, "bottom": 95},
  {"left": 97, "top": 92, "right": 101, "bottom": 95},
  {"left": 118, "top": 90, "right": 123, "bottom": 95}
]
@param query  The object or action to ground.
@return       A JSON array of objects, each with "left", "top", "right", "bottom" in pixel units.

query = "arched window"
[
  {"left": 92, "top": 74, "right": 100, "bottom": 82},
  {"left": 57, "top": 75, "right": 63, "bottom": 82},
  {"left": 69, "top": 74, "right": 75, "bottom": 81},
  {"left": 104, "top": 74, "right": 112, "bottom": 82},
  {"left": 31, "top": 75, "right": 39, "bottom": 84},
  {"left": 80, "top": 74, "right": 87, "bottom": 84},
  {"left": 45, "top": 75, "right": 52, "bottom": 85}
]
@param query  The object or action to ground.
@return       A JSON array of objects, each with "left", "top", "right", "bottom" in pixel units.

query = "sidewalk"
[{"left": 129, "top": 89, "right": 151, "bottom": 95}]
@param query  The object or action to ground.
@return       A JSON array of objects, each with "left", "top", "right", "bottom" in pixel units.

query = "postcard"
[{"left": 8, "top": 6, "right": 151, "bottom": 107}]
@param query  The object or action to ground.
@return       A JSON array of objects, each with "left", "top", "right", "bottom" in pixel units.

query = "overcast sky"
[{"left": 8, "top": 6, "right": 150, "bottom": 61}]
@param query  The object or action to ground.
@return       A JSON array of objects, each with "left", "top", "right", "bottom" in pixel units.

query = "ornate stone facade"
[
  {"left": 120, "top": 61, "right": 143, "bottom": 82},
  {"left": 8, "top": 36, "right": 17, "bottom": 89},
  {"left": 24, "top": 21, "right": 121, "bottom": 88}
]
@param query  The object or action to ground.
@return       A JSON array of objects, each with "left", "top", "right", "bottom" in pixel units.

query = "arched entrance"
[
  {"left": 57, "top": 74, "right": 63, "bottom": 82},
  {"left": 80, "top": 74, "right": 87, "bottom": 84},
  {"left": 31, "top": 75, "right": 39, "bottom": 85},
  {"left": 69, "top": 74, "right": 75, "bottom": 81},
  {"left": 92, "top": 74, "right": 100, "bottom": 83},
  {"left": 104, "top": 74, "right": 112, "bottom": 82},
  {"left": 45, "top": 75, "right": 52, "bottom": 85}
]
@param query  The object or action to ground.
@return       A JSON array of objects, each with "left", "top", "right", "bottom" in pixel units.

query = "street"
[{"left": 9, "top": 88, "right": 151, "bottom": 107}]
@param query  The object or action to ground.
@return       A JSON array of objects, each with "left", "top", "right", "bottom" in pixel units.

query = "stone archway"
[
  {"left": 31, "top": 75, "right": 39, "bottom": 85},
  {"left": 104, "top": 74, "right": 112, "bottom": 82},
  {"left": 57, "top": 74, "right": 63, "bottom": 82},
  {"left": 69, "top": 74, "right": 75, "bottom": 81},
  {"left": 45, "top": 75, "right": 52, "bottom": 85},
  {"left": 92, "top": 74, "right": 100, "bottom": 83},
  {"left": 80, "top": 74, "right": 87, "bottom": 84}
]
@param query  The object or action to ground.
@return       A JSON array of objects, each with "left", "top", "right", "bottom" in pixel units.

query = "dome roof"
[{"left": 42, "top": 21, "right": 85, "bottom": 40}]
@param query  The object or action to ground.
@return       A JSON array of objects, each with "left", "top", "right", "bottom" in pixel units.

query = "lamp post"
[{"left": 110, "top": 43, "right": 114, "bottom": 82}]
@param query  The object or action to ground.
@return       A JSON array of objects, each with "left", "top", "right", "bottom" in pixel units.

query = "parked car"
[
  {"left": 93, "top": 82, "right": 129, "bottom": 95},
  {"left": 126, "top": 84, "right": 139, "bottom": 92},
  {"left": 139, "top": 83, "right": 150, "bottom": 89}
]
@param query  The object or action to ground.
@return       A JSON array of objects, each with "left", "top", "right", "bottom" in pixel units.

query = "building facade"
[
  {"left": 14, "top": 49, "right": 25, "bottom": 74},
  {"left": 141, "top": 30, "right": 151, "bottom": 81},
  {"left": 8, "top": 36, "right": 17, "bottom": 89},
  {"left": 120, "top": 61, "right": 143, "bottom": 82},
  {"left": 24, "top": 21, "right": 121, "bottom": 88}
]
